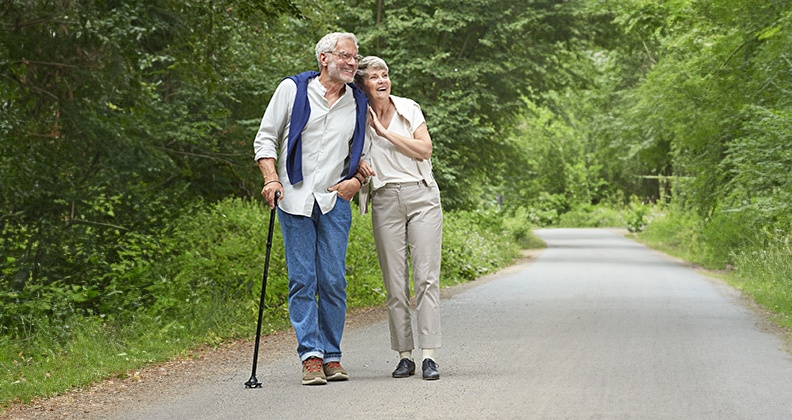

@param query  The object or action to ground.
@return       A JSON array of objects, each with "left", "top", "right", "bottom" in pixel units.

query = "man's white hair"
[{"left": 315, "top": 32, "right": 358, "bottom": 69}]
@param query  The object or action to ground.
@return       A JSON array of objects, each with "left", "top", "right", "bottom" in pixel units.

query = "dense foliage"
[{"left": 1, "top": 0, "right": 306, "bottom": 335}]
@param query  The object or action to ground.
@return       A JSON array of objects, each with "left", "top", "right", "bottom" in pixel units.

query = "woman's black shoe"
[
  {"left": 392, "top": 358, "right": 416, "bottom": 378},
  {"left": 422, "top": 358, "right": 440, "bottom": 380}
]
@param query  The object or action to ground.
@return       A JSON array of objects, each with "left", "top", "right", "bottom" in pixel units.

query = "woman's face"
[{"left": 361, "top": 67, "right": 391, "bottom": 100}]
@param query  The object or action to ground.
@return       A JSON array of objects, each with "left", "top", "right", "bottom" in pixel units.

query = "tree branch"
[
  {"left": 11, "top": 17, "right": 68, "bottom": 30},
  {"left": 1, "top": 73, "right": 59, "bottom": 100},
  {"left": 781, "top": 53, "right": 792, "bottom": 70},
  {"left": 66, "top": 219, "right": 129, "bottom": 231},
  {"left": 15, "top": 59, "right": 97, "bottom": 69},
  {"left": 642, "top": 40, "right": 656, "bottom": 66},
  {"left": 155, "top": 147, "right": 243, "bottom": 165},
  {"left": 457, "top": 33, "right": 470, "bottom": 60},
  {"left": 712, "top": 41, "right": 747, "bottom": 75}
]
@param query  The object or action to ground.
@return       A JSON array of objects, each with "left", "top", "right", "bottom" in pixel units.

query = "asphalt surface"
[{"left": 102, "top": 228, "right": 792, "bottom": 419}]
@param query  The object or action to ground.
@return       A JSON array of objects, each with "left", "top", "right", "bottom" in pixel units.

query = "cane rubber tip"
[{"left": 244, "top": 378, "right": 262, "bottom": 388}]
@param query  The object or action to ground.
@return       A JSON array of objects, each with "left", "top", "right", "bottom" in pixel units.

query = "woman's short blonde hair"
[{"left": 354, "top": 56, "right": 389, "bottom": 86}]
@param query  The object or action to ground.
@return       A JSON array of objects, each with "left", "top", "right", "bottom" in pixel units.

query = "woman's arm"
[{"left": 369, "top": 107, "right": 432, "bottom": 161}]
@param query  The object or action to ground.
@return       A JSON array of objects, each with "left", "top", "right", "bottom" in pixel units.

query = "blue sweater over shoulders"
[{"left": 284, "top": 71, "right": 368, "bottom": 184}]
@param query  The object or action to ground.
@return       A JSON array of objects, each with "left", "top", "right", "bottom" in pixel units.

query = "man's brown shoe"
[
  {"left": 323, "top": 361, "right": 349, "bottom": 381},
  {"left": 302, "top": 357, "right": 327, "bottom": 385}
]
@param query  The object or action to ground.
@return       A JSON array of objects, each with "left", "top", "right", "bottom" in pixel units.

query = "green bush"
[
  {"left": 345, "top": 208, "right": 387, "bottom": 308},
  {"left": 638, "top": 200, "right": 771, "bottom": 270},
  {"left": 1, "top": 197, "right": 532, "bottom": 405},
  {"left": 637, "top": 206, "right": 709, "bottom": 265},
  {"left": 558, "top": 204, "right": 623, "bottom": 228},
  {"left": 732, "top": 233, "right": 792, "bottom": 329},
  {"left": 699, "top": 207, "right": 762, "bottom": 267},
  {"left": 441, "top": 209, "right": 519, "bottom": 284},
  {"left": 502, "top": 207, "right": 531, "bottom": 241},
  {"left": 501, "top": 207, "right": 548, "bottom": 248},
  {"left": 624, "top": 196, "right": 649, "bottom": 233},
  {"left": 637, "top": 201, "right": 765, "bottom": 271},
  {"left": 525, "top": 192, "right": 569, "bottom": 227}
]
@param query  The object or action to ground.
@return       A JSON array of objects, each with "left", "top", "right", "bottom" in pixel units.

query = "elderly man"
[{"left": 253, "top": 32, "right": 368, "bottom": 386}]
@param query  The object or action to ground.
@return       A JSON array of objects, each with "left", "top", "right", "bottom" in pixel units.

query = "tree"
[
  {"left": 0, "top": 0, "right": 302, "bottom": 333},
  {"left": 326, "top": 0, "right": 596, "bottom": 209}
]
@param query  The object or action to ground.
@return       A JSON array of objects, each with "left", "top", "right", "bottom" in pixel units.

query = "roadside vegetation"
[
  {"left": 637, "top": 202, "right": 792, "bottom": 332},
  {"left": 0, "top": 200, "right": 541, "bottom": 405},
  {"left": 2, "top": 0, "right": 791, "bottom": 409}
]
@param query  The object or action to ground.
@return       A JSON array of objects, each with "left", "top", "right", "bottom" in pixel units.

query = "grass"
[
  {"left": 2, "top": 316, "right": 189, "bottom": 405},
  {"left": 517, "top": 230, "right": 547, "bottom": 250},
  {"left": 731, "top": 238, "right": 792, "bottom": 330},
  {"left": 0, "top": 293, "right": 288, "bottom": 407}
]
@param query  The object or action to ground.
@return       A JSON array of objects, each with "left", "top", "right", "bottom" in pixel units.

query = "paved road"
[{"left": 106, "top": 228, "right": 792, "bottom": 419}]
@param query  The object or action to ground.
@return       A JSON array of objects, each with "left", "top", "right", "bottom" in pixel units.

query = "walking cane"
[{"left": 245, "top": 191, "right": 280, "bottom": 388}]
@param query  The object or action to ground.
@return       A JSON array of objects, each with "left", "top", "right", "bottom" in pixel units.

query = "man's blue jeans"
[{"left": 277, "top": 198, "right": 351, "bottom": 363}]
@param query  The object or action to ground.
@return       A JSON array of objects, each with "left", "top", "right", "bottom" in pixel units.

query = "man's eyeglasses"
[{"left": 328, "top": 51, "right": 363, "bottom": 62}]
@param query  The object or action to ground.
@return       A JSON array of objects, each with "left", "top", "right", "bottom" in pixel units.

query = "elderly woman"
[{"left": 353, "top": 56, "right": 443, "bottom": 380}]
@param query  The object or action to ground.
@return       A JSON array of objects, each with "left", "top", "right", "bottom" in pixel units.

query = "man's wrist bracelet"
[
  {"left": 353, "top": 176, "right": 363, "bottom": 186},
  {"left": 264, "top": 180, "right": 282, "bottom": 187}
]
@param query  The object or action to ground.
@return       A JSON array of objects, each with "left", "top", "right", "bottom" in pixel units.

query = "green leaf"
[{"left": 757, "top": 25, "right": 781, "bottom": 41}]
